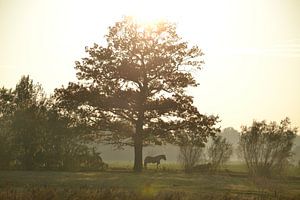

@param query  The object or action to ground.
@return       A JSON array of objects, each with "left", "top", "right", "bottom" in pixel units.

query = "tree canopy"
[{"left": 55, "top": 17, "right": 219, "bottom": 171}]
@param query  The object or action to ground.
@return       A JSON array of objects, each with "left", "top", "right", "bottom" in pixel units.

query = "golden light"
[
  {"left": 125, "top": 0, "right": 175, "bottom": 25},
  {"left": 1, "top": 0, "right": 299, "bottom": 129}
]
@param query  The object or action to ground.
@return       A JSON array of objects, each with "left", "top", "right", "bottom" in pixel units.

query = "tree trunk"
[
  {"left": 133, "top": 134, "right": 143, "bottom": 172},
  {"left": 133, "top": 112, "right": 144, "bottom": 172},
  {"left": 133, "top": 84, "right": 146, "bottom": 172}
]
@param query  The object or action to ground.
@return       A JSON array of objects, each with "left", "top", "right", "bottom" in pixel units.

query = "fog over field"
[{"left": 97, "top": 128, "right": 300, "bottom": 163}]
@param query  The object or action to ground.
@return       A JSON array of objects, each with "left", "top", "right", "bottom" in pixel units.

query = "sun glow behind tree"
[
  {"left": 54, "top": 17, "right": 220, "bottom": 171},
  {"left": 0, "top": 0, "right": 300, "bottom": 129}
]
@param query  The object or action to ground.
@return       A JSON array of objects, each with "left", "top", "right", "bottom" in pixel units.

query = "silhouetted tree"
[
  {"left": 0, "top": 76, "right": 109, "bottom": 171},
  {"left": 10, "top": 76, "right": 48, "bottom": 169},
  {"left": 55, "top": 17, "right": 219, "bottom": 172},
  {"left": 0, "top": 78, "right": 48, "bottom": 169},
  {"left": 238, "top": 118, "right": 297, "bottom": 177}
]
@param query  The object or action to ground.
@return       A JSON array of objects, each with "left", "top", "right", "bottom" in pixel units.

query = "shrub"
[
  {"left": 178, "top": 145, "right": 205, "bottom": 172},
  {"left": 207, "top": 135, "right": 233, "bottom": 172},
  {"left": 238, "top": 118, "right": 297, "bottom": 177}
]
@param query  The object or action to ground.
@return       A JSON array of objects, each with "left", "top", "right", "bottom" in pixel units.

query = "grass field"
[{"left": 0, "top": 163, "right": 299, "bottom": 199}]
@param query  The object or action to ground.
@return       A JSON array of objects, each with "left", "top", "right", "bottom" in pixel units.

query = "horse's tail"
[{"left": 144, "top": 160, "right": 147, "bottom": 168}]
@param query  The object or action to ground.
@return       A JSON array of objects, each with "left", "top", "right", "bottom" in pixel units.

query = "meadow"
[{"left": 0, "top": 162, "right": 299, "bottom": 200}]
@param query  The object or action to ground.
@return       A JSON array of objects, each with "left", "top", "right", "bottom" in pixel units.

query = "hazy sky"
[{"left": 0, "top": 0, "right": 300, "bottom": 130}]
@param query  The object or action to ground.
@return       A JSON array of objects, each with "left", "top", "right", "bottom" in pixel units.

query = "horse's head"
[{"left": 162, "top": 155, "right": 167, "bottom": 160}]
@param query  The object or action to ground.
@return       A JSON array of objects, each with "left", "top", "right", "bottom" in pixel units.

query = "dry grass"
[{"left": 0, "top": 162, "right": 299, "bottom": 199}]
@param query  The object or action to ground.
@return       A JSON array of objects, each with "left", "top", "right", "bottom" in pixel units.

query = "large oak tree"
[{"left": 55, "top": 17, "right": 219, "bottom": 172}]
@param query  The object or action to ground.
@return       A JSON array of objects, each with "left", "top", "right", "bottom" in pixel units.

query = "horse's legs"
[{"left": 156, "top": 161, "right": 160, "bottom": 169}]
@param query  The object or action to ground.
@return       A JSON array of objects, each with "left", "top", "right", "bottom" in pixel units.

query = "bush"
[
  {"left": 238, "top": 118, "right": 297, "bottom": 177},
  {"left": 207, "top": 135, "right": 233, "bottom": 172},
  {"left": 178, "top": 145, "right": 205, "bottom": 172}
]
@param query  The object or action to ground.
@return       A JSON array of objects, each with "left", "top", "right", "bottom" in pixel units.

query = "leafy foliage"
[
  {"left": 0, "top": 76, "right": 106, "bottom": 171},
  {"left": 0, "top": 87, "right": 15, "bottom": 169},
  {"left": 238, "top": 118, "right": 297, "bottom": 177},
  {"left": 54, "top": 17, "right": 219, "bottom": 171}
]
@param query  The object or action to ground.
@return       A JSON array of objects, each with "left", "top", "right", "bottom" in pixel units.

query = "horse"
[{"left": 144, "top": 155, "right": 166, "bottom": 169}]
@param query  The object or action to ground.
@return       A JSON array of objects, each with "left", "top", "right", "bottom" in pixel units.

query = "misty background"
[{"left": 96, "top": 128, "right": 300, "bottom": 163}]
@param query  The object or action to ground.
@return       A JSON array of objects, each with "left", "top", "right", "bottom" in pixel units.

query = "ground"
[{"left": 0, "top": 163, "right": 299, "bottom": 199}]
